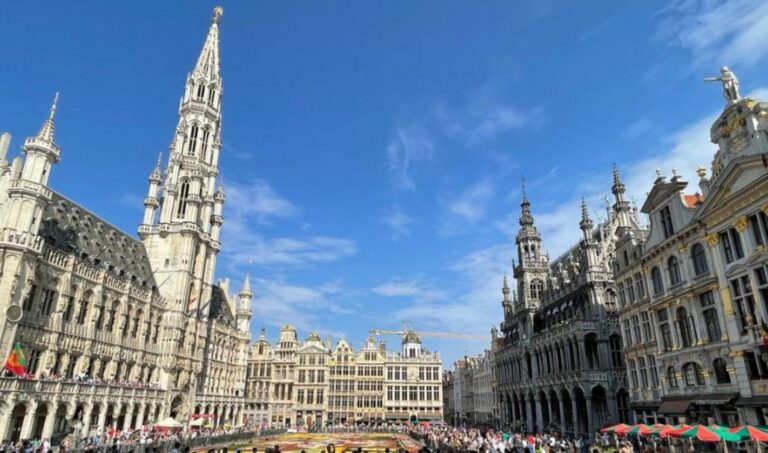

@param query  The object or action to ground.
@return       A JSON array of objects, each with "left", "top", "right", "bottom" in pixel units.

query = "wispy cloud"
[
  {"left": 226, "top": 179, "right": 298, "bottom": 222},
  {"left": 371, "top": 278, "right": 447, "bottom": 304},
  {"left": 623, "top": 118, "right": 655, "bottom": 141},
  {"left": 252, "top": 278, "right": 355, "bottom": 332},
  {"left": 437, "top": 179, "right": 496, "bottom": 237},
  {"left": 386, "top": 124, "right": 435, "bottom": 191},
  {"left": 381, "top": 207, "right": 415, "bottom": 238},
  {"left": 384, "top": 86, "right": 543, "bottom": 191},
  {"left": 392, "top": 243, "right": 514, "bottom": 335},
  {"left": 655, "top": 0, "right": 768, "bottom": 69},
  {"left": 220, "top": 179, "right": 357, "bottom": 270}
]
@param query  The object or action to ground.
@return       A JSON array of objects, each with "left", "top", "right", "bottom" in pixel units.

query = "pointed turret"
[
  {"left": 141, "top": 152, "right": 163, "bottom": 228},
  {"left": 192, "top": 7, "right": 223, "bottom": 83},
  {"left": 37, "top": 93, "right": 58, "bottom": 145},
  {"left": 236, "top": 273, "right": 253, "bottom": 332},
  {"left": 579, "top": 198, "right": 593, "bottom": 239},
  {"left": 502, "top": 274, "right": 511, "bottom": 302}
]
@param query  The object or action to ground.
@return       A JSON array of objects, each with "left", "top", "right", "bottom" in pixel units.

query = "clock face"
[{"left": 6, "top": 305, "right": 22, "bottom": 323}]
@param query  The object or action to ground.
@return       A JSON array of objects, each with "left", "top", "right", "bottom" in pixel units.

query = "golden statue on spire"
[{"left": 212, "top": 6, "right": 223, "bottom": 24}]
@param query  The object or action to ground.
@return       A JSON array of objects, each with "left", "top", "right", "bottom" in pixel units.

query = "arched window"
[
  {"left": 208, "top": 87, "right": 216, "bottom": 105},
  {"left": 691, "top": 243, "right": 709, "bottom": 276},
  {"left": 201, "top": 129, "right": 211, "bottom": 159},
  {"left": 667, "top": 366, "right": 678, "bottom": 388},
  {"left": 196, "top": 83, "right": 205, "bottom": 101},
  {"left": 713, "top": 358, "right": 731, "bottom": 384},
  {"left": 176, "top": 181, "right": 190, "bottom": 219},
  {"left": 683, "top": 362, "right": 705, "bottom": 386},
  {"left": 187, "top": 125, "right": 199, "bottom": 156},
  {"left": 530, "top": 279, "right": 543, "bottom": 299},
  {"left": 676, "top": 306, "right": 694, "bottom": 348},
  {"left": 651, "top": 267, "right": 664, "bottom": 295},
  {"left": 668, "top": 256, "right": 682, "bottom": 285}
]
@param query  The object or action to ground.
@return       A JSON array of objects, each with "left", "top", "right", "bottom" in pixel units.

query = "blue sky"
[{"left": 3, "top": 0, "right": 768, "bottom": 366}]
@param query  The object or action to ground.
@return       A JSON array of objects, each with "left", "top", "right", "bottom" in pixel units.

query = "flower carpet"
[{"left": 226, "top": 432, "right": 422, "bottom": 453}]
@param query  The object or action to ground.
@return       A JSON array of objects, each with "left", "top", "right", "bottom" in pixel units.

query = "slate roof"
[{"left": 38, "top": 191, "right": 157, "bottom": 288}]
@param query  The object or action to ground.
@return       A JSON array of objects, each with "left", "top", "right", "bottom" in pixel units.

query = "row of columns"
[
  {"left": 504, "top": 388, "right": 621, "bottom": 436},
  {"left": 1, "top": 399, "right": 166, "bottom": 442}
]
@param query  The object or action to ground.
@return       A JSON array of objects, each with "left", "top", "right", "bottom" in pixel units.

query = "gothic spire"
[
  {"left": 239, "top": 273, "right": 252, "bottom": 297},
  {"left": 37, "top": 92, "right": 59, "bottom": 144},
  {"left": 580, "top": 198, "right": 593, "bottom": 236},
  {"left": 519, "top": 176, "right": 535, "bottom": 227},
  {"left": 502, "top": 274, "right": 511, "bottom": 303},
  {"left": 192, "top": 7, "right": 223, "bottom": 82}
]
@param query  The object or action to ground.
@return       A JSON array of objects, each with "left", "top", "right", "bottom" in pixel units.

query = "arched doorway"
[
  {"left": 548, "top": 389, "right": 560, "bottom": 429},
  {"left": 616, "top": 388, "right": 630, "bottom": 423},
  {"left": 591, "top": 385, "right": 609, "bottom": 429},
  {"left": 560, "top": 389, "right": 573, "bottom": 434},
  {"left": 8, "top": 403, "right": 29, "bottom": 442},
  {"left": 170, "top": 395, "right": 185, "bottom": 421},
  {"left": 573, "top": 388, "right": 588, "bottom": 434},
  {"left": 31, "top": 403, "right": 49, "bottom": 440}
]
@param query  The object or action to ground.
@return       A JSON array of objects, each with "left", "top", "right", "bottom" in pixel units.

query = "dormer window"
[{"left": 660, "top": 206, "right": 674, "bottom": 239}]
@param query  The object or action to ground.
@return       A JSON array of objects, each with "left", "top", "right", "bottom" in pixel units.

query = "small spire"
[
  {"left": 37, "top": 92, "right": 59, "bottom": 143},
  {"left": 259, "top": 326, "right": 266, "bottom": 338},
  {"left": 580, "top": 198, "right": 593, "bottom": 233},
  {"left": 502, "top": 274, "right": 511, "bottom": 303},
  {"left": 519, "top": 178, "right": 535, "bottom": 227},
  {"left": 240, "top": 273, "right": 252, "bottom": 296}
]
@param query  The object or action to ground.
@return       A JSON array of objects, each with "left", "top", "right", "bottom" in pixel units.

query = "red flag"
[{"left": 4, "top": 342, "right": 27, "bottom": 376}]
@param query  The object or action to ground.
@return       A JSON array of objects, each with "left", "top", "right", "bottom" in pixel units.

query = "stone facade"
[
  {"left": 495, "top": 171, "right": 639, "bottom": 435},
  {"left": 616, "top": 71, "right": 768, "bottom": 426},
  {"left": 442, "top": 346, "right": 499, "bottom": 427},
  {"left": 244, "top": 327, "right": 442, "bottom": 428},
  {"left": 0, "top": 7, "right": 252, "bottom": 443}
]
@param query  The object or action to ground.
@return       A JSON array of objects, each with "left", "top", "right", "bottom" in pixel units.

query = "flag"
[
  {"left": 4, "top": 342, "right": 27, "bottom": 376},
  {"left": 186, "top": 296, "right": 196, "bottom": 312}
]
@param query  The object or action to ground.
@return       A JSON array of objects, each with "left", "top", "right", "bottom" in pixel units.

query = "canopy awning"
[{"left": 658, "top": 399, "right": 692, "bottom": 415}]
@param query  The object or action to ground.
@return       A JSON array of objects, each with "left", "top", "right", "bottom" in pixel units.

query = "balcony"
[
  {"left": 9, "top": 178, "right": 53, "bottom": 200},
  {"left": 0, "top": 228, "right": 44, "bottom": 254},
  {"left": 0, "top": 377, "right": 165, "bottom": 402}
]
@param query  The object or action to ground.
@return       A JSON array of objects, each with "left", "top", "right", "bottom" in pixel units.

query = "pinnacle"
[{"left": 36, "top": 92, "right": 59, "bottom": 144}]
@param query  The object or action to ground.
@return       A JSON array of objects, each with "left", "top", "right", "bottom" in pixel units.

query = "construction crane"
[{"left": 369, "top": 326, "right": 487, "bottom": 341}]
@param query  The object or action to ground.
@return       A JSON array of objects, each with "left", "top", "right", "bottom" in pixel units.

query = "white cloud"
[
  {"left": 384, "top": 86, "right": 542, "bottom": 191},
  {"left": 220, "top": 178, "right": 357, "bottom": 269},
  {"left": 390, "top": 243, "right": 514, "bottom": 336},
  {"left": 252, "top": 278, "right": 354, "bottom": 332},
  {"left": 386, "top": 124, "right": 435, "bottom": 191},
  {"left": 371, "top": 278, "right": 447, "bottom": 304},
  {"left": 656, "top": 0, "right": 768, "bottom": 68},
  {"left": 463, "top": 106, "right": 542, "bottom": 147},
  {"left": 445, "top": 180, "right": 494, "bottom": 223},
  {"left": 381, "top": 207, "right": 415, "bottom": 238},
  {"left": 225, "top": 179, "right": 297, "bottom": 221}
]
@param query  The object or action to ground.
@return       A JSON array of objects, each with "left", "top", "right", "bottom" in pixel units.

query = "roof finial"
[
  {"left": 36, "top": 92, "right": 60, "bottom": 143},
  {"left": 521, "top": 175, "right": 527, "bottom": 201},
  {"left": 212, "top": 6, "right": 223, "bottom": 24},
  {"left": 49, "top": 92, "right": 59, "bottom": 121},
  {"left": 156, "top": 151, "right": 163, "bottom": 168}
]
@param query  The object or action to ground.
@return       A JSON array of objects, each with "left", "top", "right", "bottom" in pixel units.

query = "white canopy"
[{"left": 155, "top": 417, "right": 184, "bottom": 428}]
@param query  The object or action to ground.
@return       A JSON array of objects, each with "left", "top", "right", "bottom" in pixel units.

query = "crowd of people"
[{"left": 0, "top": 421, "right": 723, "bottom": 453}]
